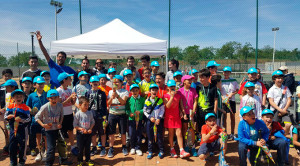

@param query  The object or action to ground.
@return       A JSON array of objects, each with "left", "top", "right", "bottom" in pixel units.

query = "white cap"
[{"left": 278, "top": 66, "right": 288, "bottom": 71}]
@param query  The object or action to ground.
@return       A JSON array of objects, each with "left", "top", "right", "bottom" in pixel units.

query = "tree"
[
  {"left": 0, "top": 54, "right": 8, "bottom": 67},
  {"left": 200, "top": 47, "right": 216, "bottom": 59},
  {"left": 182, "top": 45, "right": 201, "bottom": 65},
  {"left": 8, "top": 51, "right": 47, "bottom": 67},
  {"left": 216, "top": 41, "right": 241, "bottom": 59},
  {"left": 169, "top": 46, "right": 183, "bottom": 60},
  {"left": 237, "top": 42, "right": 255, "bottom": 63}
]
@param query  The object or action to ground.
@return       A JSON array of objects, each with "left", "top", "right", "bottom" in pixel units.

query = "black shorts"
[
  {"left": 108, "top": 114, "right": 127, "bottom": 135},
  {"left": 181, "top": 114, "right": 190, "bottom": 123},
  {"left": 222, "top": 100, "right": 236, "bottom": 114},
  {"left": 30, "top": 124, "right": 42, "bottom": 135},
  {"left": 62, "top": 114, "right": 74, "bottom": 132},
  {"left": 274, "top": 111, "right": 292, "bottom": 124},
  {"left": 92, "top": 118, "right": 105, "bottom": 136}
]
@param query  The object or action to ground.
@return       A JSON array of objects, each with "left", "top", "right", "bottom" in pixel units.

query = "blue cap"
[
  {"left": 149, "top": 84, "right": 159, "bottom": 89},
  {"left": 167, "top": 80, "right": 176, "bottom": 87},
  {"left": 173, "top": 71, "right": 183, "bottom": 77},
  {"left": 189, "top": 69, "right": 198, "bottom": 75},
  {"left": 108, "top": 68, "right": 116, "bottom": 74},
  {"left": 123, "top": 69, "right": 133, "bottom": 76},
  {"left": 90, "top": 75, "right": 100, "bottom": 82},
  {"left": 33, "top": 76, "right": 45, "bottom": 84},
  {"left": 240, "top": 106, "right": 253, "bottom": 117},
  {"left": 57, "top": 72, "right": 74, "bottom": 82},
  {"left": 272, "top": 70, "right": 284, "bottom": 76},
  {"left": 223, "top": 66, "right": 232, "bottom": 72},
  {"left": 1, "top": 79, "right": 18, "bottom": 87},
  {"left": 40, "top": 70, "right": 50, "bottom": 77},
  {"left": 150, "top": 61, "right": 160, "bottom": 67},
  {"left": 11, "top": 89, "right": 25, "bottom": 97},
  {"left": 247, "top": 67, "right": 258, "bottom": 74},
  {"left": 98, "top": 74, "right": 107, "bottom": 79},
  {"left": 262, "top": 109, "right": 274, "bottom": 116},
  {"left": 205, "top": 113, "right": 216, "bottom": 121},
  {"left": 244, "top": 82, "right": 255, "bottom": 88},
  {"left": 78, "top": 71, "right": 90, "bottom": 78},
  {"left": 130, "top": 84, "right": 140, "bottom": 91},
  {"left": 206, "top": 60, "right": 220, "bottom": 68},
  {"left": 47, "top": 89, "right": 59, "bottom": 98},
  {"left": 22, "top": 77, "right": 33, "bottom": 83},
  {"left": 113, "top": 75, "right": 123, "bottom": 82}
]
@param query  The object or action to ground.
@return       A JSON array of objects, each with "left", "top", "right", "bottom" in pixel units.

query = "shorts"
[
  {"left": 274, "top": 111, "right": 292, "bottom": 124},
  {"left": 222, "top": 100, "right": 236, "bottom": 113},
  {"left": 108, "top": 114, "right": 127, "bottom": 135},
  {"left": 164, "top": 117, "right": 182, "bottom": 128},
  {"left": 92, "top": 118, "right": 105, "bottom": 136},
  {"left": 62, "top": 114, "right": 74, "bottom": 132},
  {"left": 181, "top": 114, "right": 190, "bottom": 123},
  {"left": 198, "top": 138, "right": 221, "bottom": 155},
  {"left": 30, "top": 124, "right": 42, "bottom": 135}
]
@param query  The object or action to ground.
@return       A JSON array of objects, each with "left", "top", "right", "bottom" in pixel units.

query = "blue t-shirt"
[
  {"left": 249, "top": 124, "right": 258, "bottom": 141},
  {"left": 292, "top": 125, "right": 300, "bottom": 142},
  {"left": 48, "top": 59, "right": 76, "bottom": 87},
  {"left": 26, "top": 91, "right": 48, "bottom": 125},
  {"left": 191, "top": 82, "right": 201, "bottom": 89}
]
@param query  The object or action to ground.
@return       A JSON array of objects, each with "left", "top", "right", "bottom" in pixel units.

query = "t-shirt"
[
  {"left": 297, "top": 86, "right": 300, "bottom": 113},
  {"left": 98, "top": 85, "right": 112, "bottom": 96},
  {"left": 177, "top": 87, "right": 198, "bottom": 114},
  {"left": 108, "top": 89, "right": 129, "bottom": 115},
  {"left": 221, "top": 78, "right": 239, "bottom": 101},
  {"left": 238, "top": 81, "right": 267, "bottom": 102},
  {"left": 249, "top": 124, "right": 258, "bottom": 141},
  {"left": 200, "top": 124, "right": 222, "bottom": 145},
  {"left": 165, "top": 70, "right": 185, "bottom": 84},
  {"left": 21, "top": 69, "right": 42, "bottom": 80},
  {"left": 139, "top": 79, "right": 155, "bottom": 94},
  {"left": 267, "top": 85, "right": 292, "bottom": 111},
  {"left": 73, "top": 111, "right": 95, "bottom": 130},
  {"left": 72, "top": 84, "right": 91, "bottom": 106},
  {"left": 191, "top": 82, "right": 201, "bottom": 89},
  {"left": 163, "top": 93, "right": 181, "bottom": 119},
  {"left": 292, "top": 124, "right": 300, "bottom": 142},
  {"left": 26, "top": 91, "right": 48, "bottom": 124},
  {"left": 196, "top": 84, "right": 218, "bottom": 112},
  {"left": 240, "top": 94, "right": 262, "bottom": 120},
  {"left": 85, "top": 89, "right": 107, "bottom": 118},
  {"left": 48, "top": 59, "right": 76, "bottom": 87},
  {"left": 138, "top": 67, "right": 144, "bottom": 81},
  {"left": 56, "top": 87, "right": 73, "bottom": 115}
]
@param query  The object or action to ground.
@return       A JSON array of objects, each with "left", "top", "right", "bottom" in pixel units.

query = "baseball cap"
[
  {"left": 11, "top": 89, "right": 25, "bottom": 97},
  {"left": 223, "top": 66, "right": 232, "bottom": 72},
  {"left": 150, "top": 61, "right": 160, "bottom": 67},
  {"left": 272, "top": 70, "right": 284, "bottom": 76},
  {"left": 261, "top": 109, "right": 274, "bottom": 116},
  {"left": 278, "top": 66, "right": 288, "bottom": 71},
  {"left": 47, "top": 89, "right": 59, "bottom": 98},
  {"left": 40, "top": 70, "right": 50, "bottom": 77},
  {"left": 205, "top": 113, "right": 216, "bottom": 121},
  {"left": 130, "top": 84, "right": 140, "bottom": 91},
  {"left": 113, "top": 75, "right": 123, "bottom": 82},
  {"left": 98, "top": 74, "right": 107, "bottom": 79},
  {"left": 22, "top": 77, "right": 33, "bottom": 83},
  {"left": 244, "top": 82, "right": 255, "bottom": 88},
  {"left": 108, "top": 68, "right": 116, "bottom": 74},
  {"left": 181, "top": 75, "right": 194, "bottom": 83},
  {"left": 78, "top": 71, "right": 90, "bottom": 78},
  {"left": 167, "top": 80, "right": 176, "bottom": 87},
  {"left": 90, "top": 75, "right": 100, "bottom": 82},
  {"left": 33, "top": 76, "right": 45, "bottom": 84},
  {"left": 247, "top": 67, "right": 258, "bottom": 74},
  {"left": 173, "top": 71, "right": 183, "bottom": 77},
  {"left": 189, "top": 69, "right": 198, "bottom": 75},
  {"left": 240, "top": 106, "right": 253, "bottom": 117},
  {"left": 57, "top": 72, "right": 74, "bottom": 82},
  {"left": 1, "top": 79, "right": 18, "bottom": 87},
  {"left": 149, "top": 84, "right": 159, "bottom": 89},
  {"left": 123, "top": 69, "right": 133, "bottom": 76},
  {"left": 206, "top": 60, "right": 220, "bottom": 68}
]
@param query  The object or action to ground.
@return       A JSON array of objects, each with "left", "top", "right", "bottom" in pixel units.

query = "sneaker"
[
  {"left": 86, "top": 160, "right": 94, "bottom": 166},
  {"left": 31, "top": 149, "right": 37, "bottom": 156},
  {"left": 90, "top": 146, "right": 98, "bottom": 156},
  {"left": 35, "top": 153, "right": 42, "bottom": 161},
  {"left": 17, "top": 162, "right": 25, "bottom": 166},
  {"left": 122, "top": 147, "right": 128, "bottom": 156},
  {"left": 97, "top": 142, "right": 102, "bottom": 148},
  {"left": 180, "top": 149, "right": 190, "bottom": 158},
  {"left": 71, "top": 147, "right": 79, "bottom": 156},
  {"left": 107, "top": 147, "right": 114, "bottom": 158},
  {"left": 147, "top": 152, "right": 153, "bottom": 159},
  {"left": 77, "top": 162, "right": 83, "bottom": 166},
  {"left": 191, "top": 148, "right": 198, "bottom": 157},
  {"left": 170, "top": 148, "right": 178, "bottom": 158},
  {"left": 105, "top": 142, "right": 109, "bottom": 147},
  {"left": 158, "top": 152, "right": 164, "bottom": 159},
  {"left": 130, "top": 148, "right": 135, "bottom": 155},
  {"left": 42, "top": 151, "right": 47, "bottom": 162},
  {"left": 136, "top": 149, "right": 143, "bottom": 156},
  {"left": 99, "top": 147, "right": 106, "bottom": 157}
]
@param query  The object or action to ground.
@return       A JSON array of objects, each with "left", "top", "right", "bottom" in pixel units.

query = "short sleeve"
[
  {"left": 293, "top": 127, "right": 298, "bottom": 134},
  {"left": 261, "top": 82, "right": 268, "bottom": 94},
  {"left": 238, "top": 82, "right": 246, "bottom": 95},
  {"left": 122, "top": 90, "right": 129, "bottom": 98},
  {"left": 286, "top": 87, "right": 292, "bottom": 98},
  {"left": 233, "top": 81, "right": 239, "bottom": 90},
  {"left": 201, "top": 125, "right": 209, "bottom": 135},
  {"left": 48, "top": 59, "right": 56, "bottom": 69},
  {"left": 267, "top": 88, "right": 274, "bottom": 99}
]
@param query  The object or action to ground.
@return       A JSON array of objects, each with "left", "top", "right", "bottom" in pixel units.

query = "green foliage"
[
  {"left": 200, "top": 47, "right": 216, "bottom": 59},
  {"left": 0, "top": 54, "right": 8, "bottom": 67},
  {"left": 216, "top": 41, "right": 241, "bottom": 59},
  {"left": 182, "top": 45, "right": 201, "bottom": 65},
  {"left": 169, "top": 46, "right": 183, "bottom": 60},
  {"left": 7, "top": 51, "right": 47, "bottom": 67}
]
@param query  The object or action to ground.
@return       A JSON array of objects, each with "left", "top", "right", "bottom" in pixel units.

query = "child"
[
  {"left": 73, "top": 71, "right": 91, "bottom": 103},
  {"left": 4, "top": 89, "right": 31, "bottom": 166},
  {"left": 98, "top": 74, "right": 112, "bottom": 96},
  {"left": 106, "top": 68, "right": 116, "bottom": 88},
  {"left": 189, "top": 69, "right": 200, "bottom": 89},
  {"left": 221, "top": 66, "right": 239, "bottom": 140},
  {"left": 268, "top": 70, "right": 292, "bottom": 135},
  {"left": 261, "top": 109, "right": 288, "bottom": 166},
  {"left": 150, "top": 61, "right": 160, "bottom": 81},
  {"left": 206, "top": 60, "right": 220, "bottom": 76},
  {"left": 35, "top": 89, "right": 72, "bottom": 166},
  {"left": 138, "top": 55, "right": 150, "bottom": 81},
  {"left": 107, "top": 75, "right": 129, "bottom": 157},
  {"left": 40, "top": 70, "right": 56, "bottom": 91},
  {"left": 21, "top": 77, "right": 33, "bottom": 101},
  {"left": 173, "top": 71, "right": 183, "bottom": 90},
  {"left": 144, "top": 84, "right": 165, "bottom": 159},
  {"left": 125, "top": 84, "right": 145, "bottom": 156},
  {"left": 129, "top": 66, "right": 141, "bottom": 84},
  {"left": 73, "top": 96, "right": 95, "bottom": 166},
  {"left": 0, "top": 69, "right": 13, "bottom": 110},
  {"left": 177, "top": 75, "right": 198, "bottom": 156},
  {"left": 240, "top": 82, "right": 262, "bottom": 120},
  {"left": 139, "top": 68, "right": 155, "bottom": 97},
  {"left": 236, "top": 106, "right": 269, "bottom": 166},
  {"left": 211, "top": 75, "right": 226, "bottom": 127},
  {"left": 85, "top": 76, "right": 107, "bottom": 157},
  {"left": 56, "top": 72, "right": 78, "bottom": 155},
  {"left": 27, "top": 76, "right": 48, "bottom": 161},
  {"left": 198, "top": 113, "right": 226, "bottom": 161},
  {"left": 163, "top": 80, "right": 190, "bottom": 158},
  {"left": 122, "top": 69, "right": 136, "bottom": 95}
]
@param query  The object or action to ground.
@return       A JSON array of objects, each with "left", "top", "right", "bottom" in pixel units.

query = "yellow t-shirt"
[{"left": 139, "top": 79, "right": 155, "bottom": 94}]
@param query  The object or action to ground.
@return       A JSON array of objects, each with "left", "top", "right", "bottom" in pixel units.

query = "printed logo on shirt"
[{"left": 49, "top": 116, "right": 60, "bottom": 123}]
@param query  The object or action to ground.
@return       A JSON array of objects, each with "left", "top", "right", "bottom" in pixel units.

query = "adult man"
[
  {"left": 279, "top": 66, "right": 296, "bottom": 94},
  {"left": 20, "top": 56, "right": 42, "bottom": 80},
  {"left": 73, "top": 58, "right": 95, "bottom": 86},
  {"left": 165, "top": 59, "right": 185, "bottom": 84},
  {"left": 138, "top": 55, "right": 150, "bottom": 80},
  {"left": 93, "top": 58, "right": 107, "bottom": 76},
  {"left": 120, "top": 56, "right": 141, "bottom": 80},
  {"left": 36, "top": 31, "right": 76, "bottom": 87}
]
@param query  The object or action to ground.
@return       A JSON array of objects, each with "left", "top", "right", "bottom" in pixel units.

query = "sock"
[
  {"left": 170, "top": 147, "right": 174, "bottom": 151},
  {"left": 180, "top": 148, "right": 184, "bottom": 151}
]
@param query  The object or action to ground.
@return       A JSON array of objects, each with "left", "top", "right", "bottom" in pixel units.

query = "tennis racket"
[{"left": 254, "top": 129, "right": 262, "bottom": 166}]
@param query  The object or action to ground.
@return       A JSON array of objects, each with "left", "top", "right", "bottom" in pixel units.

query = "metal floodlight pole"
[
  {"left": 272, "top": 27, "right": 279, "bottom": 71},
  {"left": 50, "top": 0, "right": 63, "bottom": 40},
  {"left": 255, "top": 0, "right": 258, "bottom": 68},
  {"left": 30, "top": 32, "right": 35, "bottom": 56},
  {"left": 79, "top": 0, "right": 82, "bottom": 34},
  {"left": 167, "top": 0, "right": 171, "bottom": 73}
]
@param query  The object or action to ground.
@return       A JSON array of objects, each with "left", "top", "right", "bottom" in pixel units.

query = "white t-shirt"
[
  {"left": 267, "top": 85, "right": 292, "bottom": 111},
  {"left": 240, "top": 94, "right": 262, "bottom": 120},
  {"left": 57, "top": 87, "right": 73, "bottom": 115},
  {"left": 221, "top": 78, "right": 239, "bottom": 101},
  {"left": 108, "top": 88, "right": 129, "bottom": 114}
]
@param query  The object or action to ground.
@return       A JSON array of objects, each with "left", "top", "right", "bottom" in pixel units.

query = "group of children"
[{"left": 0, "top": 59, "right": 299, "bottom": 166}]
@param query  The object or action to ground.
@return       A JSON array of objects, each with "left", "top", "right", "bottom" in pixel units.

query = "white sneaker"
[
  {"left": 130, "top": 148, "right": 135, "bottom": 155},
  {"left": 136, "top": 150, "right": 143, "bottom": 156},
  {"left": 42, "top": 151, "right": 47, "bottom": 162},
  {"left": 35, "top": 153, "right": 42, "bottom": 161}
]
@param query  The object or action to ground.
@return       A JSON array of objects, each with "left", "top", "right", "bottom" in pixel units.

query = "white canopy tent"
[{"left": 50, "top": 18, "right": 167, "bottom": 60}]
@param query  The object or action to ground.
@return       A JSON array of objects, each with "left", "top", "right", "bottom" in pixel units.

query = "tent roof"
[{"left": 50, "top": 18, "right": 167, "bottom": 59}]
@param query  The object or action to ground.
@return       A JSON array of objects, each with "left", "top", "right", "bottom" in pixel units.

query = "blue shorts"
[
  {"left": 198, "top": 138, "right": 221, "bottom": 155},
  {"left": 30, "top": 124, "right": 43, "bottom": 135}
]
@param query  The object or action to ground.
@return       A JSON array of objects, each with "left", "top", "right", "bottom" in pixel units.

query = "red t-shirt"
[
  {"left": 269, "top": 121, "right": 284, "bottom": 138},
  {"left": 200, "top": 124, "right": 222, "bottom": 145},
  {"left": 138, "top": 67, "right": 144, "bottom": 81},
  {"left": 163, "top": 93, "right": 181, "bottom": 119},
  {"left": 238, "top": 81, "right": 268, "bottom": 98}
]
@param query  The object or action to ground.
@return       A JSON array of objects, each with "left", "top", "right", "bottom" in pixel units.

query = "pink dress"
[{"left": 163, "top": 93, "right": 182, "bottom": 128}]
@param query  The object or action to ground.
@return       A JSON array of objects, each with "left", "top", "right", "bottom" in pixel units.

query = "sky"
[{"left": 0, "top": 0, "right": 299, "bottom": 58}]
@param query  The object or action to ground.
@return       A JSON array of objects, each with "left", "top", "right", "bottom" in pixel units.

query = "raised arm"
[{"left": 36, "top": 31, "right": 51, "bottom": 62}]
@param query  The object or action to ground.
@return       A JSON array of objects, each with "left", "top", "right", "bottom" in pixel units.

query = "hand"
[
  {"left": 130, "top": 113, "right": 134, "bottom": 118},
  {"left": 170, "top": 90, "right": 175, "bottom": 97},
  {"left": 228, "top": 93, "right": 233, "bottom": 99},
  {"left": 184, "top": 114, "right": 188, "bottom": 120},
  {"left": 150, "top": 117, "right": 155, "bottom": 123},
  {"left": 260, "top": 139, "right": 266, "bottom": 146},
  {"left": 256, "top": 141, "right": 263, "bottom": 147},
  {"left": 144, "top": 91, "right": 149, "bottom": 95},
  {"left": 135, "top": 111, "right": 140, "bottom": 116},
  {"left": 15, "top": 117, "right": 21, "bottom": 122},
  {"left": 71, "top": 93, "right": 77, "bottom": 100},
  {"left": 211, "top": 124, "right": 218, "bottom": 133},
  {"left": 43, "top": 124, "right": 51, "bottom": 129},
  {"left": 111, "top": 91, "right": 118, "bottom": 99},
  {"left": 57, "top": 124, "right": 62, "bottom": 129},
  {"left": 88, "top": 129, "right": 92, "bottom": 134},
  {"left": 155, "top": 119, "right": 160, "bottom": 125},
  {"left": 83, "top": 129, "right": 88, "bottom": 134},
  {"left": 270, "top": 136, "right": 276, "bottom": 140},
  {"left": 6, "top": 114, "right": 14, "bottom": 119},
  {"left": 36, "top": 31, "right": 42, "bottom": 41}
]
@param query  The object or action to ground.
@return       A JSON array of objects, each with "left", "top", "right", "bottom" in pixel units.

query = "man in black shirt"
[
  {"left": 20, "top": 56, "right": 42, "bottom": 83},
  {"left": 93, "top": 58, "right": 108, "bottom": 75},
  {"left": 73, "top": 58, "right": 96, "bottom": 86}
]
